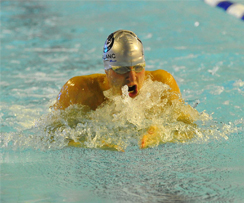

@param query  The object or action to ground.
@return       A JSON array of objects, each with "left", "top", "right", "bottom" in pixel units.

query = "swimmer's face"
[{"left": 105, "top": 67, "right": 145, "bottom": 98}]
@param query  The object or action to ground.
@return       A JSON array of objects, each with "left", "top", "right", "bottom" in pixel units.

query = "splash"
[{"left": 0, "top": 79, "right": 238, "bottom": 151}]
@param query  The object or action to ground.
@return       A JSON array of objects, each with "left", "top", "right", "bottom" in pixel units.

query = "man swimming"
[
  {"left": 53, "top": 30, "right": 181, "bottom": 111},
  {"left": 52, "top": 30, "right": 193, "bottom": 149}
]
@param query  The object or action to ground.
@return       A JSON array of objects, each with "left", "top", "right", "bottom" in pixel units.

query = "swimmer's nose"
[{"left": 127, "top": 69, "right": 136, "bottom": 82}]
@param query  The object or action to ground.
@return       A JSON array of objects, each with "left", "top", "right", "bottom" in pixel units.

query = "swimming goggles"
[{"left": 109, "top": 63, "right": 145, "bottom": 74}]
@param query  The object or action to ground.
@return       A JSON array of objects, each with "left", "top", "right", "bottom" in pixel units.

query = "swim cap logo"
[
  {"left": 103, "top": 33, "right": 114, "bottom": 53},
  {"left": 106, "top": 54, "right": 116, "bottom": 59}
]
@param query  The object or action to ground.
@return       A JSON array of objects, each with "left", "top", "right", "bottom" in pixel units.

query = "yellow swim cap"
[{"left": 102, "top": 30, "right": 145, "bottom": 70}]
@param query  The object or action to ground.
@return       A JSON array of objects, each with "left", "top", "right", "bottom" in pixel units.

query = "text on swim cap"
[{"left": 105, "top": 54, "right": 116, "bottom": 59}]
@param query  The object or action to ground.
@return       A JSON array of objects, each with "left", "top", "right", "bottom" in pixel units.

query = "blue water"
[{"left": 1, "top": 1, "right": 244, "bottom": 202}]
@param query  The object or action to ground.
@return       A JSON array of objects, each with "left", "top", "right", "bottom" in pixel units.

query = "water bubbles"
[
  {"left": 208, "top": 66, "right": 219, "bottom": 76},
  {"left": 192, "top": 100, "right": 200, "bottom": 108},
  {"left": 121, "top": 85, "right": 130, "bottom": 100},
  {"left": 233, "top": 79, "right": 244, "bottom": 87},
  {"left": 1, "top": 79, "right": 238, "bottom": 151},
  {"left": 223, "top": 100, "right": 230, "bottom": 105},
  {"left": 144, "top": 33, "right": 153, "bottom": 39},
  {"left": 209, "top": 86, "right": 224, "bottom": 95}
]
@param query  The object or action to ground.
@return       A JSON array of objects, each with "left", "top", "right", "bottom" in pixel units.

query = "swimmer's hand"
[
  {"left": 140, "top": 126, "right": 160, "bottom": 149},
  {"left": 140, "top": 125, "right": 196, "bottom": 149}
]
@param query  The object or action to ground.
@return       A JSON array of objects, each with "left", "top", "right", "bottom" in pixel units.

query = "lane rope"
[{"left": 204, "top": 0, "right": 244, "bottom": 20}]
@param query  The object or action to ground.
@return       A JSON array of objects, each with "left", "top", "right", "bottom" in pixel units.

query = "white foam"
[
  {"left": 7, "top": 105, "right": 42, "bottom": 129},
  {"left": 2, "top": 29, "right": 12, "bottom": 34},
  {"left": 208, "top": 66, "right": 219, "bottom": 76},
  {"left": 11, "top": 60, "right": 20, "bottom": 64},
  {"left": 174, "top": 46, "right": 187, "bottom": 50},
  {"left": 173, "top": 65, "right": 186, "bottom": 72},
  {"left": 234, "top": 118, "right": 244, "bottom": 125},
  {"left": 87, "top": 48, "right": 96, "bottom": 53},
  {"left": 223, "top": 100, "right": 230, "bottom": 105},
  {"left": 209, "top": 85, "right": 224, "bottom": 95},
  {"left": 144, "top": 47, "right": 151, "bottom": 51},
  {"left": 1, "top": 80, "right": 237, "bottom": 151},
  {"left": 5, "top": 45, "right": 15, "bottom": 49},
  {"left": 175, "top": 54, "right": 198, "bottom": 61},
  {"left": 233, "top": 79, "right": 244, "bottom": 87},
  {"left": 0, "top": 81, "right": 10, "bottom": 86},
  {"left": 144, "top": 33, "right": 153, "bottom": 39}
]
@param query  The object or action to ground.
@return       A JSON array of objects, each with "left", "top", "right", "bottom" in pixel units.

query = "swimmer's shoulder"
[
  {"left": 64, "top": 73, "right": 109, "bottom": 92},
  {"left": 145, "top": 69, "right": 172, "bottom": 82},
  {"left": 145, "top": 69, "right": 180, "bottom": 93},
  {"left": 53, "top": 73, "right": 109, "bottom": 110}
]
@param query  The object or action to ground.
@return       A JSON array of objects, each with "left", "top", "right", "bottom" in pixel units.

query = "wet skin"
[
  {"left": 52, "top": 69, "right": 181, "bottom": 110},
  {"left": 52, "top": 69, "right": 195, "bottom": 150},
  {"left": 105, "top": 66, "right": 146, "bottom": 98}
]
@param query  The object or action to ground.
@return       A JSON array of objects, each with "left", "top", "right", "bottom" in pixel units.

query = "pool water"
[{"left": 1, "top": 1, "right": 244, "bottom": 202}]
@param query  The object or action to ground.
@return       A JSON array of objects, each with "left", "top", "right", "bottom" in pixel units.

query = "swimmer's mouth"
[{"left": 128, "top": 85, "right": 138, "bottom": 97}]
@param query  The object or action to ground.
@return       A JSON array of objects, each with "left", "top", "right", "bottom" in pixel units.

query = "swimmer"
[{"left": 52, "top": 30, "right": 193, "bottom": 149}]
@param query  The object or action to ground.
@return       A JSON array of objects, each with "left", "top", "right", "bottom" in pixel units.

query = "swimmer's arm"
[
  {"left": 140, "top": 103, "right": 199, "bottom": 149},
  {"left": 139, "top": 103, "right": 198, "bottom": 149},
  {"left": 141, "top": 70, "right": 198, "bottom": 148},
  {"left": 52, "top": 76, "right": 89, "bottom": 110},
  {"left": 52, "top": 74, "right": 108, "bottom": 110},
  {"left": 147, "top": 69, "right": 181, "bottom": 101},
  {"left": 149, "top": 70, "right": 197, "bottom": 123},
  {"left": 140, "top": 123, "right": 196, "bottom": 149}
]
